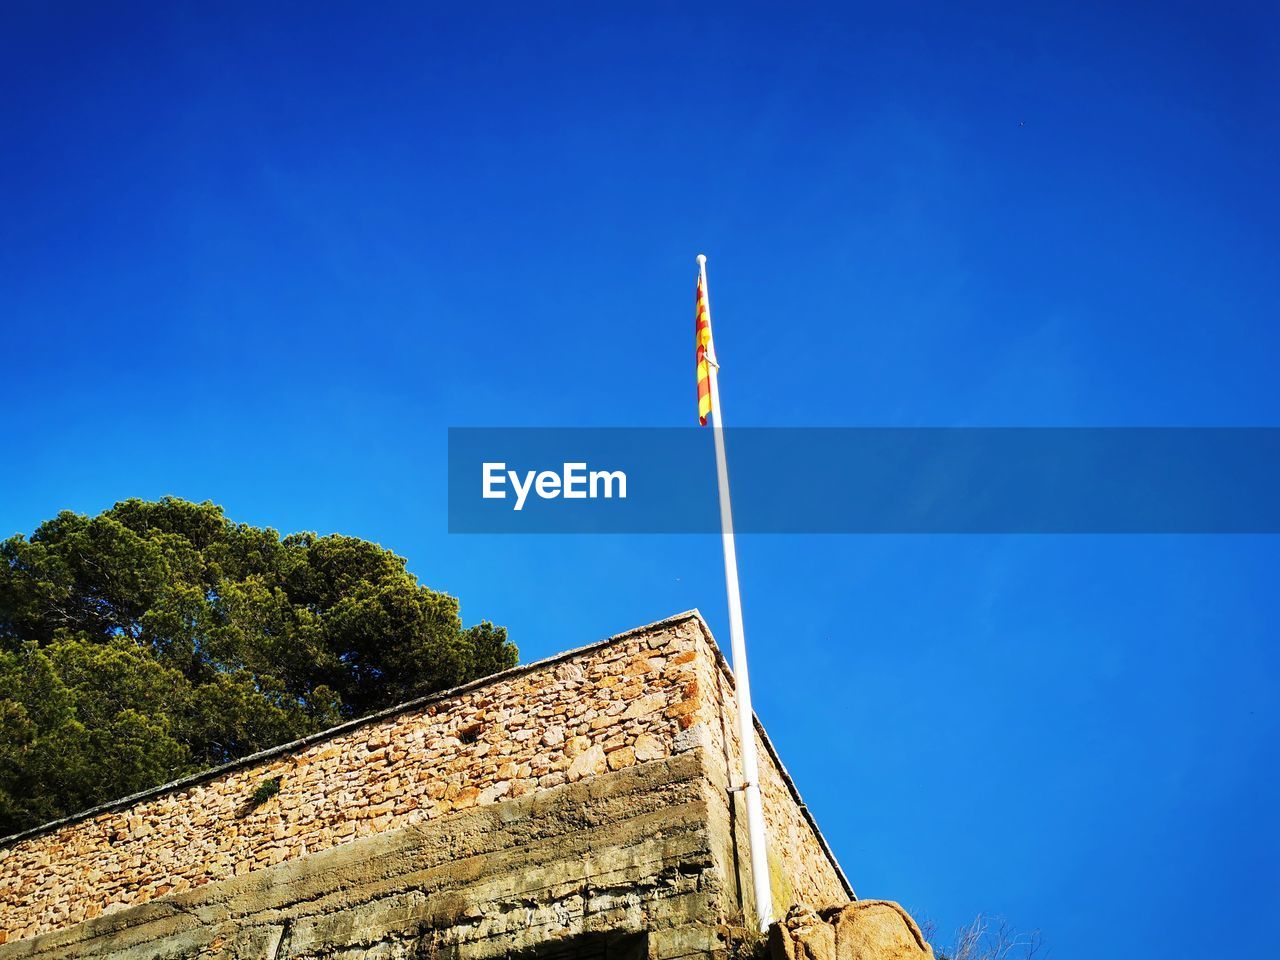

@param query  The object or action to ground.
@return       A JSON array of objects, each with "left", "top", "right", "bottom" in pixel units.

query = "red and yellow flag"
[{"left": 695, "top": 271, "right": 713, "bottom": 425}]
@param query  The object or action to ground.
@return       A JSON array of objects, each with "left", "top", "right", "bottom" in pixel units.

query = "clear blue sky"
[{"left": 3, "top": 3, "right": 1278, "bottom": 955}]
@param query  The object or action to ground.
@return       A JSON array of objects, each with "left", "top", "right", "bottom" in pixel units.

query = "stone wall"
[{"left": 0, "top": 611, "right": 851, "bottom": 954}]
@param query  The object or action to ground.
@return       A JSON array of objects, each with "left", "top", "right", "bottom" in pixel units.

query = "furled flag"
[{"left": 695, "top": 271, "right": 713, "bottom": 425}]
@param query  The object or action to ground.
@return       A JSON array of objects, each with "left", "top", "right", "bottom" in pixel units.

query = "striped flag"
[{"left": 695, "top": 271, "right": 713, "bottom": 425}]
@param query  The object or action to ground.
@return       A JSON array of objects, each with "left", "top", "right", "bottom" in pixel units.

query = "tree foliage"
[{"left": 0, "top": 497, "right": 515, "bottom": 836}]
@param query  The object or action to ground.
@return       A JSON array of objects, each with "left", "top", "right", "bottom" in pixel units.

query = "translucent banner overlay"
[{"left": 447, "top": 428, "right": 1280, "bottom": 533}]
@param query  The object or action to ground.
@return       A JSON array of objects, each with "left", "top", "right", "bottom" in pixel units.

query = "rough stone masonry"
[{"left": 0, "top": 611, "right": 854, "bottom": 959}]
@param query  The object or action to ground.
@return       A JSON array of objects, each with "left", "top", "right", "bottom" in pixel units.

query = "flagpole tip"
[{"left": 696, "top": 254, "right": 707, "bottom": 266}]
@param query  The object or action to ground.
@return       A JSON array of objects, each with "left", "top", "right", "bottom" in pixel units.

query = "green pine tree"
[{"left": 0, "top": 497, "right": 515, "bottom": 836}]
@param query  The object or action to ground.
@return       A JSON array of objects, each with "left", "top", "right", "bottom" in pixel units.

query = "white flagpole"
[{"left": 697, "top": 253, "right": 775, "bottom": 933}]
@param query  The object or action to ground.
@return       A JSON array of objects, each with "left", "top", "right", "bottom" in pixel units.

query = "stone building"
[{"left": 0, "top": 611, "right": 855, "bottom": 959}]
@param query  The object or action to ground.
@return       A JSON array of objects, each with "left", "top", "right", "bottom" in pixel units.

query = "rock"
[
  {"left": 566, "top": 744, "right": 606, "bottom": 781},
  {"left": 606, "top": 746, "right": 636, "bottom": 770},
  {"left": 478, "top": 781, "right": 511, "bottom": 804},
  {"left": 769, "top": 902, "right": 933, "bottom": 960},
  {"left": 541, "top": 725, "right": 565, "bottom": 746},
  {"left": 554, "top": 663, "right": 584, "bottom": 681},
  {"left": 623, "top": 694, "right": 664, "bottom": 719},
  {"left": 665, "top": 698, "right": 698, "bottom": 719},
  {"left": 452, "top": 787, "right": 481, "bottom": 810},
  {"left": 624, "top": 657, "right": 659, "bottom": 676},
  {"left": 632, "top": 734, "right": 665, "bottom": 762}
]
